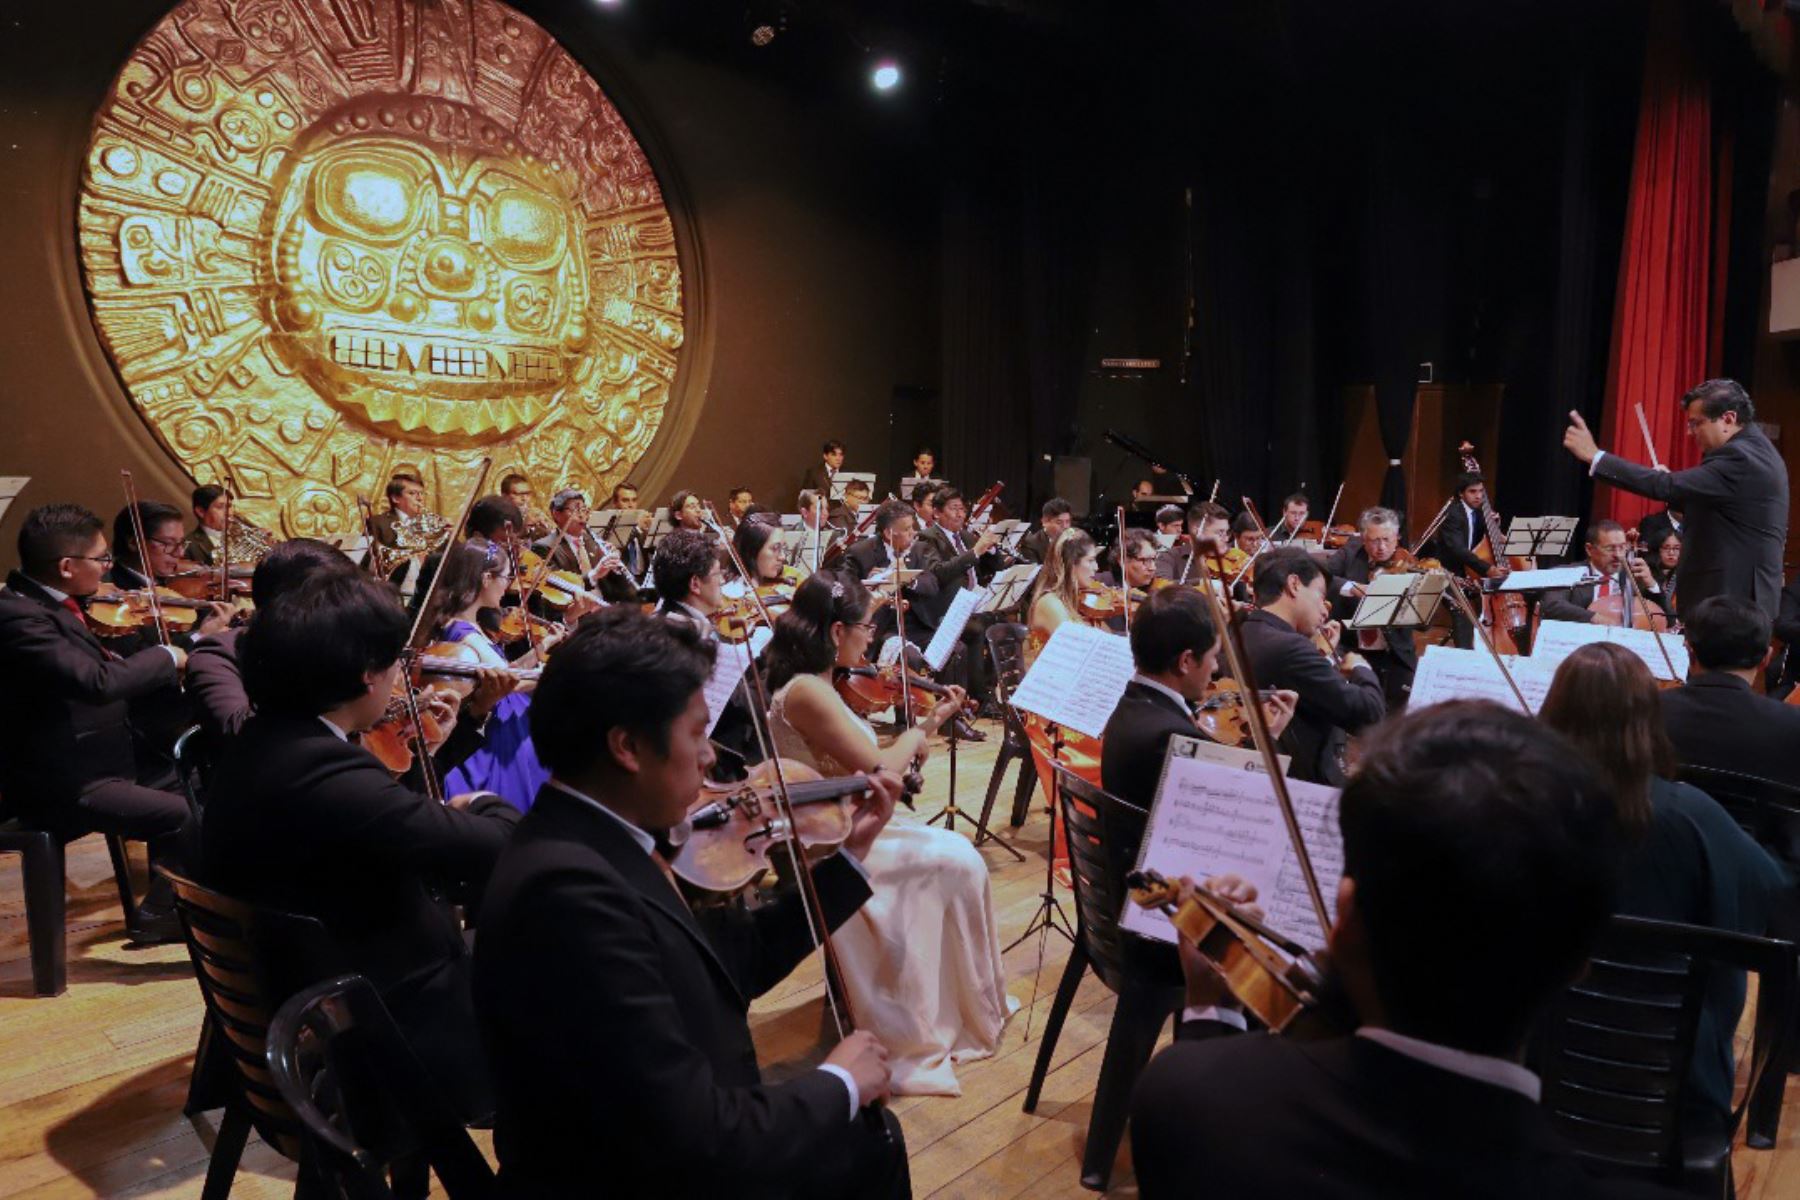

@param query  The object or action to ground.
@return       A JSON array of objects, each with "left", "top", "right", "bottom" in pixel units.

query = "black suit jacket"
[
  {"left": 185, "top": 627, "right": 251, "bottom": 741},
  {"left": 1016, "top": 526, "right": 1052, "bottom": 565},
  {"left": 1132, "top": 1031, "right": 1675, "bottom": 1199},
  {"left": 0, "top": 572, "right": 179, "bottom": 824},
  {"left": 474, "top": 786, "right": 873, "bottom": 1199},
  {"left": 1662, "top": 671, "right": 1800, "bottom": 791},
  {"left": 182, "top": 525, "right": 217, "bottom": 566},
  {"left": 914, "top": 525, "right": 988, "bottom": 628},
  {"left": 1428, "top": 502, "right": 1493, "bottom": 578},
  {"left": 1100, "top": 681, "right": 1195, "bottom": 814},
  {"left": 1536, "top": 567, "right": 1670, "bottom": 626},
  {"left": 1239, "top": 609, "right": 1384, "bottom": 786},
  {"left": 532, "top": 529, "right": 638, "bottom": 603},
  {"left": 798, "top": 462, "right": 835, "bottom": 500},
  {"left": 842, "top": 536, "right": 938, "bottom": 643},
  {"left": 1317, "top": 542, "right": 1419, "bottom": 673},
  {"left": 1592, "top": 425, "right": 1789, "bottom": 619}
]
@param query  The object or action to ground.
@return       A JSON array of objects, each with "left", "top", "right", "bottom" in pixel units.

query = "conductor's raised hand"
[{"left": 1563, "top": 410, "right": 1600, "bottom": 464}]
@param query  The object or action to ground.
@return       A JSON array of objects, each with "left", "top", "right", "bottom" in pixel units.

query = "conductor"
[{"left": 1562, "top": 379, "right": 1788, "bottom": 621}]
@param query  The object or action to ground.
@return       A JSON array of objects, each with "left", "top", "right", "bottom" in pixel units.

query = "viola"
[
  {"left": 495, "top": 607, "right": 565, "bottom": 645},
  {"left": 672, "top": 758, "right": 921, "bottom": 894},
  {"left": 1192, "top": 679, "right": 1280, "bottom": 749},
  {"left": 833, "top": 664, "right": 973, "bottom": 721},
  {"left": 1127, "top": 869, "right": 1351, "bottom": 1038},
  {"left": 162, "top": 563, "right": 253, "bottom": 601}
]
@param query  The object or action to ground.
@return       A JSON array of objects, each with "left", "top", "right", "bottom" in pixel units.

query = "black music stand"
[{"left": 1005, "top": 720, "right": 1076, "bottom": 951}]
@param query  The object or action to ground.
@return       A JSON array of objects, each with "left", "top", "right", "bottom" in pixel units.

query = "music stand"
[
  {"left": 590, "top": 507, "right": 644, "bottom": 554},
  {"left": 1349, "top": 571, "right": 1449, "bottom": 631},
  {"left": 1004, "top": 719, "right": 1076, "bottom": 951},
  {"left": 978, "top": 565, "right": 1041, "bottom": 616},
  {"left": 639, "top": 508, "right": 676, "bottom": 554},
  {"left": 1501, "top": 516, "right": 1578, "bottom": 562}
]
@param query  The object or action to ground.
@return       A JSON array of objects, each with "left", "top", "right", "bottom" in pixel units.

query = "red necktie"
[{"left": 61, "top": 597, "right": 83, "bottom": 619}]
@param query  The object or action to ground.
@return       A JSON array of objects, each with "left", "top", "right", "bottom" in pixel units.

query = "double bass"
[{"left": 1454, "top": 442, "right": 1529, "bottom": 654}]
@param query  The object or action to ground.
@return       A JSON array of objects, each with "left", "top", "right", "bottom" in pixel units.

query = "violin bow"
[
  {"left": 118, "top": 470, "right": 171, "bottom": 647},
  {"left": 1199, "top": 542, "right": 1332, "bottom": 939},
  {"left": 1407, "top": 495, "right": 1456, "bottom": 559},
  {"left": 1320, "top": 482, "right": 1345, "bottom": 539},
  {"left": 1634, "top": 402, "right": 1665, "bottom": 471},
  {"left": 1115, "top": 504, "right": 1131, "bottom": 635},
  {"left": 1620, "top": 534, "right": 1681, "bottom": 679},
  {"left": 397, "top": 458, "right": 493, "bottom": 804},
  {"left": 702, "top": 504, "right": 863, "bottom": 1045}
]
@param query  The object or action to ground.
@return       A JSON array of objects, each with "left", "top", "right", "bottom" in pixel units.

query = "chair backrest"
[
  {"left": 267, "top": 974, "right": 495, "bottom": 1199},
  {"left": 1676, "top": 764, "right": 1800, "bottom": 866},
  {"left": 1535, "top": 914, "right": 1797, "bottom": 1179},
  {"left": 171, "top": 724, "right": 206, "bottom": 823},
  {"left": 985, "top": 621, "right": 1029, "bottom": 700},
  {"left": 163, "top": 870, "right": 346, "bottom": 1163},
  {"left": 1054, "top": 765, "right": 1149, "bottom": 995}
]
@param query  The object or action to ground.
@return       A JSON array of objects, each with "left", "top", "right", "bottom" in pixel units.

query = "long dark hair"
[
  {"left": 764, "top": 570, "right": 869, "bottom": 692},
  {"left": 733, "top": 517, "right": 779, "bottom": 583},
  {"left": 413, "top": 542, "right": 494, "bottom": 639},
  {"left": 1538, "top": 642, "right": 1677, "bottom": 841}
]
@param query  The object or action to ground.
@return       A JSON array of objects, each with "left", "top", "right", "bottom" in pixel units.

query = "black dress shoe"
[
  {"left": 949, "top": 717, "right": 987, "bottom": 743},
  {"left": 126, "top": 905, "right": 184, "bottom": 947}
]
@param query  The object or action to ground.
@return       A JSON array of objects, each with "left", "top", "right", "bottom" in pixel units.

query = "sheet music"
[
  {"left": 1349, "top": 571, "right": 1446, "bottom": 629},
  {"left": 1530, "top": 618, "right": 1688, "bottom": 682},
  {"left": 1123, "top": 736, "right": 1341, "bottom": 952},
  {"left": 0, "top": 476, "right": 27, "bottom": 525},
  {"left": 1407, "top": 644, "right": 1555, "bottom": 714},
  {"left": 977, "top": 564, "right": 1041, "bottom": 614},
  {"left": 1008, "top": 622, "right": 1134, "bottom": 738},
  {"left": 924, "top": 586, "right": 981, "bottom": 672},
  {"left": 1496, "top": 565, "right": 1594, "bottom": 592},
  {"left": 701, "top": 627, "right": 773, "bottom": 736}
]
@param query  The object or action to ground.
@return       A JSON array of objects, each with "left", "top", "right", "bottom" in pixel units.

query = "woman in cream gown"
[{"left": 763, "top": 571, "right": 1017, "bottom": 1095}]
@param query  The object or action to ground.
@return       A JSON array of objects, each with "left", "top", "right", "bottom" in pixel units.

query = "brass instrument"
[
  {"left": 221, "top": 514, "right": 279, "bottom": 564},
  {"left": 372, "top": 509, "right": 452, "bottom": 577}
]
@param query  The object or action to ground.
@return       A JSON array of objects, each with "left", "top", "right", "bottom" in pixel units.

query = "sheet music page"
[
  {"left": 1531, "top": 618, "right": 1689, "bottom": 682},
  {"left": 0, "top": 476, "right": 26, "bottom": 525},
  {"left": 1407, "top": 644, "right": 1555, "bottom": 714},
  {"left": 977, "top": 564, "right": 1040, "bottom": 614},
  {"left": 1122, "top": 736, "right": 1341, "bottom": 952},
  {"left": 701, "top": 627, "right": 773, "bottom": 736},
  {"left": 1348, "top": 572, "right": 1414, "bottom": 628},
  {"left": 924, "top": 586, "right": 981, "bottom": 671},
  {"left": 1496, "top": 565, "right": 1593, "bottom": 592},
  {"left": 1008, "top": 622, "right": 1134, "bottom": 738}
]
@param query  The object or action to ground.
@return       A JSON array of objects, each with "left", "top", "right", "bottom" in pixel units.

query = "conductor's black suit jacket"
[
  {"left": 473, "top": 785, "right": 888, "bottom": 1199},
  {"left": 1592, "top": 425, "right": 1789, "bottom": 619}
]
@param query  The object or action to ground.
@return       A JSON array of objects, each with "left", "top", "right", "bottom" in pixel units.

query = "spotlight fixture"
[
  {"left": 751, "top": 23, "right": 777, "bottom": 45},
  {"left": 870, "top": 60, "right": 901, "bottom": 91}
]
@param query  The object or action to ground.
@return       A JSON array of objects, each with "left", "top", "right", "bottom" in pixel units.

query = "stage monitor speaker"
[{"left": 1053, "top": 456, "right": 1092, "bottom": 517}]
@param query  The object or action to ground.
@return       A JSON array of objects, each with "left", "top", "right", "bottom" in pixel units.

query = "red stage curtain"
[{"left": 1599, "top": 0, "right": 1717, "bottom": 527}]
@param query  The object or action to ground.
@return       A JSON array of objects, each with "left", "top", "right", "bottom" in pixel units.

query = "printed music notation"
[
  {"left": 701, "top": 627, "right": 773, "bottom": 736},
  {"left": 1530, "top": 618, "right": 1688, "bottom": 683},
  {"left": 1407, "top": 644, "right": 1556, "bottom": 714},
  {"left": 1008, "top": 621, "right": 1135, "bottom": 739},
  {"left": 1123, "top": 737, "right": 1342, "bottom": 952}
]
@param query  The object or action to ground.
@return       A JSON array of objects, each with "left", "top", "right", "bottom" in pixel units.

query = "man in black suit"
[
  {"left": 531, "top": 487, "right": 636, "bottom": 605},
  {"left": 1537, "top": 518, "right": 1669, "bottom": 626},
  {"left": 1154, "top": 502, "right": 1230, "bottom": 586},
  {"left": 369, "top": 471, "right": 428, "bottom": 549},
  {"left": 1427, "top": 471, "right": 1508, "bottom": 650},
  {"left": 1565, "top": 378, "right": 1790, "bottom": 620},
  {"left": 800, "top": 438, "right": 846, "bottom": 497},
  {"left": 474, "top": 608, "right": 909, "bottom": 1199},
  {"left": 1132, "top": 701, "right": 1670, "bottom": 1200},
  {"left": 1318, "top": 507, "right": 1420, "bottom": 711},
  {"left": 203, "top": 571, "right": 519, "bottom": 1120},
  {"left": 915, "top": 487, "right": 1004, "bottom": 705},
  {"left": 1101, "top": 586, "right": 1296, "bottom": 814},
  {"left": 0, "top": 504, "right": 194, "bottom": 941},
  {"left": 1016, "top": 497, "right": 1073, "bottom": 565},
  {"left": 1239, "top": 552, "right": 1385, "bottom": 786},
  {"left": 1268, "top": 491, "right": 1310, "bottom": 543},
  {"left": 1662, "top": 596, "right": 1800, "bottom": 790},
  {"left": 183, "top": 484, "right": 229, "bottom": 566},
  {"left": 1775, "top": 569, "right": 1800, "bottom": 695},
  {"left": 842, "top": 499, "right": 939, "bottom": 652}
]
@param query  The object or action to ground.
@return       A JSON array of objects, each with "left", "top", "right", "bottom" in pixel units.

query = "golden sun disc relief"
[{"left": 78, "top": 0, "right": 683, "bottom": 537}]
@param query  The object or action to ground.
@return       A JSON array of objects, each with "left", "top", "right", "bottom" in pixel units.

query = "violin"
[
  {"left": 833, "top": 664, "right": 973, "bottom": 721},
  {"left": 1367, "top": 547, "right": 1445, "bottom": 578},
  {"left": 162, "top": 563, "right": 253, "bottom": 601},
  {"left": 84, "top": 587, "right": 220, "bottom": 636},
  {"left": 1192, "top": 679, "right": 1279, "bottom": 749},
  {"left": 494, "top": 607, "right": 565, "bottom": 645},
  {"left": 362, "top": 686, "right": 449, "bottom": 777},
  {"left": 1078, "top": 580, "right": 1146, "bottom": 623},
  {"left": 1127, "top": 869, "right": 1350, "bottom": 1038},
  {"left": 671, "top": 758, "right": 921, "bottom": 894}
]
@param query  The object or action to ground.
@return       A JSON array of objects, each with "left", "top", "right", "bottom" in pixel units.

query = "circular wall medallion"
[{"left": 78, "top": 0, "right": 683, "bottom": 533}]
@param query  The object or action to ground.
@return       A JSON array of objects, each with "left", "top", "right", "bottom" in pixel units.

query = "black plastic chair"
[
  {"left": 1534, "top": 915, "right": 1796, "bottom": 1198},
  {"left": 1024, "top": 766, "right": 1180, "bottom": 1192},
  {"left": 979, "top": 621, "right": 1039, "bottom": 829},
  {"left": 0, "top": 815, "right": 149, "bottom": 997},
  {"left": 267, "top": 974, "right": 495, "bottom": 1199},
  {"left": 164, "top": 870, "right": 348, "bottom": 1199},
  {"left": 1676, "top": 764, "right": 1800, "bottom": 868}
]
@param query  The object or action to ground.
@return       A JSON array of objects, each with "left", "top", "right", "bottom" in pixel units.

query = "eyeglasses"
[
  {"left": 850, "top": 620, "right": 877, "bottom": 633},
  {"left": 1684, "top": 416, "right": 1717, "bottom": 431},
  {"left": 68, "top": 553, "right": 114, "bottom": 566},
  {"left": 147, "top": 536, "right": 184, "bottom": 551}
]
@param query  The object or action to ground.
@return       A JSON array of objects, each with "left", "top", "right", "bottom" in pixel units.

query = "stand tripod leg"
[{"left": 1003, "top": 781, "right": 1074, "bottom": 951}]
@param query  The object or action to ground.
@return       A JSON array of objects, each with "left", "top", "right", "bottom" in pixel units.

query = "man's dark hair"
[
  {"left": 498, "top": 472, "right": 529, "bottom": 494},
  {"left": 1187, "top": 501, "right": 1229, "bottom": 530},
  {"left": 112, "top": 501, "right": 183, "bottom": 556},
  {"left": 1454, "top": 470, "right": 1484, "bottom": 490},
  {"left": 914, "top": 444, "right": 935, "bottom": 460},
  {"left": 531, "top": 607, "right": 716, "bottom": 772},
  {"left": 1281, "top": 492, "right": 1309, "bottom": 510},
  {"left": 1682, "top": 378, "right": 1755, "bottom": 425},
  {"left": 250, "top": 538, "right": 351, "bottom": 608},
  {"left": 653, "top": 528, "right": 718, "bottom": 606},
  {"left": 1229, "top": 511, "right": 1259, "bottom": 536},
  {"left": 727, "top": 486, "right": 751, "bottom": 503},
  {"left": 1585, "top": 517, "right": 1624, "bottom": 546},
  {"left": 934, "top": 487, "right": 964, "bottom": 510},
  {"left": 609, "top": 481, "right": 639, "bottom": 505},
  {"left": 386, "top": 475, "right": 418, "bottom": 502},
  {"left": 822, "top": 439, "right": 844, "bottom": 455},
  {"left": 192, "top": 484, "right": 226, "bottom": 512},
  {"left": 843, "top": 479, "right": 872, "bottom": 498},
  {"left": 1115, "top": 526, "right": 1156, "bottom": 569},
  {"left": 1041, "top": 498, "right": 1072, "bottom": 521},
  {"left": 910, "top": 480, "right": 938, "bottom": 505},
  {"left": 18, "top": 504, "right": 104, "bottom": 573},
  {"left": 1683, "top": 595, "right": 1772, "bottom": 672},
  {"left": 1340, "top": 701, "right": 1618, "bottom": 1055},
  {"left": 1156, "top": 504, "right": 1185, "bottom": 527},
  {"left": 241, "top": 572, "right": 409, "bottom": 717},
  {"left": 874, "top": 498, "right": 916, "bottom": 537},
  {"left": 468, "top": 495, "right": 524, "bottom": 541},
  {"left": 1130, "top": 586, "right": 1216, "bottom": 674},
  {"left": 1251, "top": 549, "right": 1322, "bottom": 605}
]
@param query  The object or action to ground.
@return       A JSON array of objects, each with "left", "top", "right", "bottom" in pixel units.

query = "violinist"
[
  {"left": 0, "top": 504, "right": 194, "bottom": 944},
  {"left": 203, "top": 570, "right": 520, "bottom": 1122},
  {"left": 1016, "top": 497, "right": 1073, "bottom": 565},
  {"left": 472, "top": 609, "right": 909, "bottom": 1198},
  {"left": 654, "top": 528, "right": 760, "bottom": 778},
  {"left": 1269, "top": 492, "right": 1310, "bottom": 543},
  {"left": 466, "top": 495, "right": 524, "bottom": 555},
  {"left": 1086, "top": 527, "right": 1159, "bottom": 634},
  {"left": 762, "top": 573, "right": 1014, "bottom": 1094},
  {"left": 1025, "top": 527, "right": 1099, "bottom": 662},
  {"left": 1154, "top": 502, "right": 1230, "bottom": 586},
  {"left": 499, "top": 472, "right": 553, "bottom": 542},
  {"left": 109, "top": 500, "right": 234, "bottom": 643},
  {"left": 532, "top": 487, "right": 635, "bottom": 605},
  {"left": 1154, "top": 505, "right": 1185, "bottom": 539},
  {"left": 1230, "top": 511, "right": 1265, "bottom": 557},
  {"left": 842, "top": 499, "right": 939, "bottom": 652},
  {"left": 1318, "top": 507, "right": 1419, "bottom": 710},
  {"left": 1661, "top": 597, "right": 1800, "bottom": 791},
  {"left": 1131, "top": 702, "right": 1659, "bottom": 1200},
  {"left": 183, "top": 483, "right": 229, "bottom": 566},
  {"left": 1239, "top": 552, "right": 1383, "bottom": 786},
  {"left": 732, "top": 516, "right": 800, "bottom": 592},
  {"left": 1537, "top": 519, "right": 1665, "bottom": 626},
  {"left": 1101, "top": 587, "right": 1296, "bottom": 816}
]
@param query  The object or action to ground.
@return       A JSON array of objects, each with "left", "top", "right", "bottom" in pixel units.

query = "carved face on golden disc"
[{"left": 78, "top": 0, "right": 683, "bottom": 537}]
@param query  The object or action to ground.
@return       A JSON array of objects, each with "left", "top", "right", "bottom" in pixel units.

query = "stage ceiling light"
[{"left": 871, "top": 60, "right": 902, "bottom": 91}]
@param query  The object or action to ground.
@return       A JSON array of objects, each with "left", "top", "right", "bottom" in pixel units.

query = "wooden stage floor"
[{"left": 2, "top": 721, "right": 1797, "bottom": 1197}]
